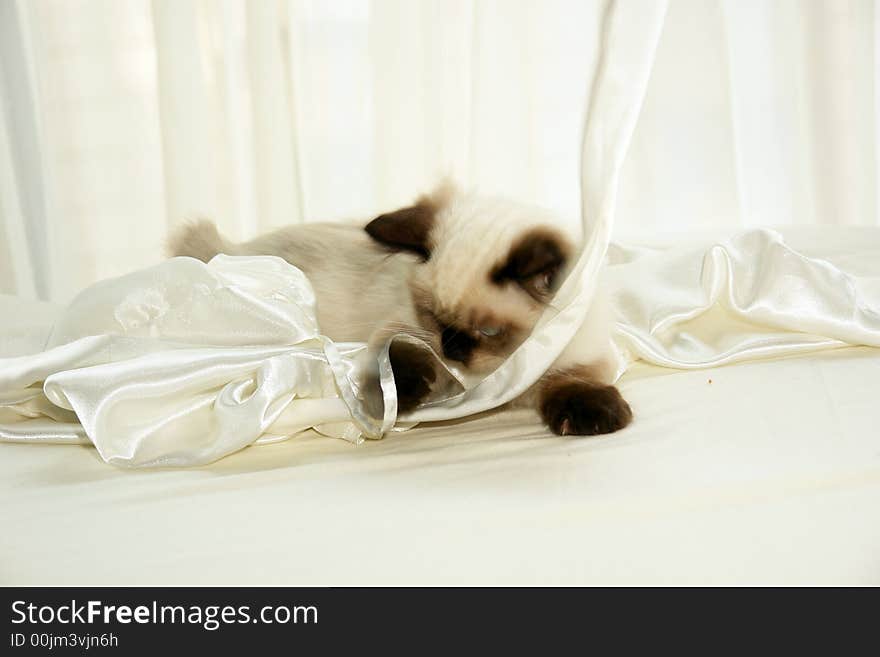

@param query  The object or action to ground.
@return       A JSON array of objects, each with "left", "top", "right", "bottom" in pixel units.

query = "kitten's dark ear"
[
  {"left": 365, "top": 198, "right": 436, "bottom": 260},
  {"left": 491, "top": 228, "right": 571, "bottom": 299}
]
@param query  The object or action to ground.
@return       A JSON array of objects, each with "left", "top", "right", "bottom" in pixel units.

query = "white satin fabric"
[
  {"left": 3, "top": 224, "right": 879, "bottom": 467},
  {"left": 0, "top": 255, "right": 394, "bottom": 467},
  {"left": 2, "top": 0, "right": 879, "bottom": 467},
  {"left": 607, "top": 228, "right": 880, "bottom": 375}
]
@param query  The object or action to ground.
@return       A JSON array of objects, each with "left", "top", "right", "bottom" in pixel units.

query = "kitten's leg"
[
  {"left": 535, "top": 366, "right": 631, "bottom": 436},
  {"left": 387, "top": 340, "right": 437, "bottom": 413},
  {"left": 359, "top": 324, "right": 438, "bottom": 417},
  {"left": 522, "top": 287, "right": 631, "bottom": 435}
]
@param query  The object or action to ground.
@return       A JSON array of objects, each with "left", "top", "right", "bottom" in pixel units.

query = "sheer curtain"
[{"left": 0, "top": 0, "right": 877, "bottom": 303}]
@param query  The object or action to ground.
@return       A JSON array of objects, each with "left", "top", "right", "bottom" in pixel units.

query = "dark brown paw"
[
  {"left": 390, "top": 341, "right": 437, "bottom": 413},
  {"left": 540, "top": 382, "right": 632, "bottom": 436}
]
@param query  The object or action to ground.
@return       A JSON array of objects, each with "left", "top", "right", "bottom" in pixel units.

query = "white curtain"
[{"left": 1, "top": 0, "right": 878, "bottom": 303}]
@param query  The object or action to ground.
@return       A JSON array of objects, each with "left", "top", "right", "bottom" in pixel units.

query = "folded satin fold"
[
  {"left": 0, "top": 255, "right": 405, "bottom": 466},
  {"left": 607, "top": 229, "right": 880, "bottom": 373}
]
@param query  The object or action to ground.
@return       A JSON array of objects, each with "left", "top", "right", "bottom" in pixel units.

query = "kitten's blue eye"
[{"left": 479, "top": 326, "right": 502, "bottom": 337}]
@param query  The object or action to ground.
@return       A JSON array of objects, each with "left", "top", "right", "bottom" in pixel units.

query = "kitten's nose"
[{"left": 441, "top": 327, "right": 476, "bottom": 364}]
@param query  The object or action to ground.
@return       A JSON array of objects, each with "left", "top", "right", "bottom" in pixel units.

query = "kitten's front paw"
[
  {"left": 390, "top": 341, "right": 437, "bottom": 413},
  {"left": 540, "top": 382, "right": 632, "bottom": 436}
]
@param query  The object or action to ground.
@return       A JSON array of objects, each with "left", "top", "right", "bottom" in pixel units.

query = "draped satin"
[
  {"left": 606, "top": 228, "right": 880, "bottom": 377},
  {"left": 0, "top": 255, "right": 393, "bottom": 466},
  {"left": 3, "top": 0, "right": 879, "bottom": 467}
]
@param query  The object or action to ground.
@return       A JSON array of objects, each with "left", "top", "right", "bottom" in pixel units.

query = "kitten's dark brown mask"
[{"left": 365, "top": 186, "right": 573, "bottom": 374}]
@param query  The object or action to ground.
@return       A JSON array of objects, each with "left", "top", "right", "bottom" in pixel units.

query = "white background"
[{"left": 1, "top": 0, "right": 878, "bottom": 302}]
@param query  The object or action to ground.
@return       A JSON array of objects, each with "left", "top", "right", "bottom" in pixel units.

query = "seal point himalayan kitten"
[{"left": 169, "top": 182, "right": 631, "bottom": 436}]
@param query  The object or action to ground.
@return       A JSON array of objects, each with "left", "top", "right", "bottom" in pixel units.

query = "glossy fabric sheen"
[
  {"left": 607, "top": 228, "right": 880, "bottom": 374},
  {"left": 0, "top": 255, "right": 390, "bottom": 466}
]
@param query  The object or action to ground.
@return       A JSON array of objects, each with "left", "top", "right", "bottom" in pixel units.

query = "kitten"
[{"left": 168, "top": 182, "right": 631, "bottom": 435}]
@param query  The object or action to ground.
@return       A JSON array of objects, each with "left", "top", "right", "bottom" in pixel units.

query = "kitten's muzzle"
[{"left": 441, "top": 327, "right": 476, "bottom": 364}]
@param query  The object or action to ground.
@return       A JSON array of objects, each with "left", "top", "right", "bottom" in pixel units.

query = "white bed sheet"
[{"left": 2, "top": 344, "right": 878, "bottom": 585}]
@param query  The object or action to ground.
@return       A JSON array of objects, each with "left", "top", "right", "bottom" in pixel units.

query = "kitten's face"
[{"left": 366, "top": 185, "right": 573, "bottom": 375}]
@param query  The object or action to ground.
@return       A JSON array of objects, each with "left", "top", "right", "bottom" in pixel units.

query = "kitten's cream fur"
[{"left": 169, "top": 183, "right": 630, "bottom": 435}]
